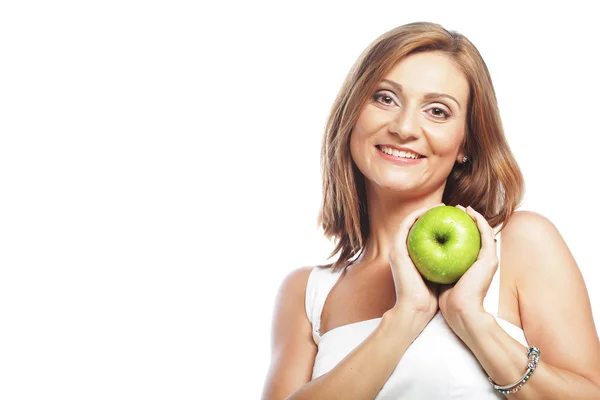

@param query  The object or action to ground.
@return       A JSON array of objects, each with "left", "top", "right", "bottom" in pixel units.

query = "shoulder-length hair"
[{"left": 317, "top": 21, "right": 524, "bottom": 271}]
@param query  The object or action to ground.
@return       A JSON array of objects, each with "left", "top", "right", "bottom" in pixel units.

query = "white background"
[{"left": 1, "top": 1, "right": 598, "bottom": 399}]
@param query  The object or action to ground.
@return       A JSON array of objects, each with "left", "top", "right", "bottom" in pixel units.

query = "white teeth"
[{"left": 379, "top": 145, "right": 420, "bottom": 159}]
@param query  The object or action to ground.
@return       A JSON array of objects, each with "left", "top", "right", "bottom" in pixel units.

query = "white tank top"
[{"left": 305, "top": 229, "right": 527, "bottom": 399}]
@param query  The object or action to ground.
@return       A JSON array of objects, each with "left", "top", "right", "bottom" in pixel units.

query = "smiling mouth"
[{"left": 376, "top": 145, "right": 425, "bottom": 159}]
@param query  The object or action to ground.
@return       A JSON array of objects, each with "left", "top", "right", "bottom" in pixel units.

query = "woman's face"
[{"left": 350, "top": 51, "right": 470, "bottom": 197}]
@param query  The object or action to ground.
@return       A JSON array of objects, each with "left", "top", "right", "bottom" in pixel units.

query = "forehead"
[{"left": 381, "top": 51, "right": 469, "bottom": 102}]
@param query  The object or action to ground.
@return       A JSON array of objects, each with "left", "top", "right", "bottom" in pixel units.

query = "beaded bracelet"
[{"left": 488, "top": 346, "right": 541, "bottom": 395}]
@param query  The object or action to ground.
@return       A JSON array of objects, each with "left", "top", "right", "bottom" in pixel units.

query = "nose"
[{"left": 388, "top": 107, "right": 420, "bottom": 140}]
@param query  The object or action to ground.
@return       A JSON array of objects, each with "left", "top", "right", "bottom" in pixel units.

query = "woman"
[{"left": 261, "top": 22, "right": 600, "bottom": 399}]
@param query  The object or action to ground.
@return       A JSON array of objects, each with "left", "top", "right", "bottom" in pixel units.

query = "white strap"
[{"left": 305, "top": 266, "right": 344, "bottom": 344}]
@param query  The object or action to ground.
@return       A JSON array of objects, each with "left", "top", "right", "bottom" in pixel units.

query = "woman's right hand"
[{"left": 386, "top": 203, "right": 445, "bottom": 325}]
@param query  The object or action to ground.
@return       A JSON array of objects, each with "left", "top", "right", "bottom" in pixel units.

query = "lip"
[
  {"left": 376, "top": 144, "right": 425, "bottom": 158},
  {"left": 376, "top": 145, "right": 425, "bottom": 165}
]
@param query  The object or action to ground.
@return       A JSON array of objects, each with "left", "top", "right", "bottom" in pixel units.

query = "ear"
[{"left": 456, "top": 151, "right": 466, "bottom": 164}]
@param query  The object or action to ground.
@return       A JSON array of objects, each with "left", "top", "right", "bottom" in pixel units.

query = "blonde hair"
[{"left": 317, "top": 22, "right": 524, "bottom": 271}]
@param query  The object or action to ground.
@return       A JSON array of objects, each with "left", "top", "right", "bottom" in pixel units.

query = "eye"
[
  {"left": 427, "top": 106, "right": 451, "bottom": 120},
  {"left": 372, "top": 90, "right": 398, "bottom": 107}
]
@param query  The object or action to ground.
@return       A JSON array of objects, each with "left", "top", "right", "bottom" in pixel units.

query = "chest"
[
  {"left": 319, "top": 257, "right": 522, "bottom": 336},
  {"left": 320, "top": 266, "right": 396, "bottom": 335}
]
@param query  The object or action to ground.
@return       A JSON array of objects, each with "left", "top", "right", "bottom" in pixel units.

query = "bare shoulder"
[
  {"left": 277, "top": 266, "right": 314, "bottom": 297},
  {"left": 501, "top": 209, "right": 557, "bottom": 238},
  {"left": 271, "top": 266, "right": 315, "bottom": 319},
  {"left": 500, "top": 210, "right": 576, "bottom": 297},
  {"left": 261, "top": 266, "right": 317, "bottom": 400},
  {"left": 270, "top": 265, "right": 315, "bottom": 340},
  {"left": 500, "top": 210, "right": 563, "bottom": 280},
  {"left": 501, "top": 210, "right": 600, "bottom": 385}
]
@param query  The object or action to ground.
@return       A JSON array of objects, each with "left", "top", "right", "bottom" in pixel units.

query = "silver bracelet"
[{"left": 488, "top": 346, "right": 540, "bottom": 395}]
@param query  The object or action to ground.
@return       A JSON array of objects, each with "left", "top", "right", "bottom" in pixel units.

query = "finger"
[
  {"left": 456, "top": 204, "right": 466, "bottom": 211},
  {"left": 465, "top": 206, "right": 496, "bottom": 260}
]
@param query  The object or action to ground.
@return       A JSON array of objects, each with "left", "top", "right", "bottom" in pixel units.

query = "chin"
[{"left": 372, "top": 177, "right": 420, "bottom": 193}]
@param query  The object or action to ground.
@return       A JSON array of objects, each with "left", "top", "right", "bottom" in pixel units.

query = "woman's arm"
[
  {"left": 262, "top": 204, "right": 444, "bottom": 399},
  {"left": 451, "top": 211, "right": 600, "bottom": 399},
  {"left": 260, "top": 267, "right": 318, "bottom": 399},
  {"left": 260, "top": 267, "right": 434, "bottom": 400}
]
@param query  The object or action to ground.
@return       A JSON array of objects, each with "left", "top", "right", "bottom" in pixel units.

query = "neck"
[{"left": 355, "top": 182, "right": 447, "bottom": 267}]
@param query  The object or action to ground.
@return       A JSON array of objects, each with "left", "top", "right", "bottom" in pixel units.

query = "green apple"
[{"left": 407, "top": 206, "right": 481, "bottom": 284}]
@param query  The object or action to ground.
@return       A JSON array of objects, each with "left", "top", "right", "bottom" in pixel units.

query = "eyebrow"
[{"left": 380, "top": 79, "right": 462, "bottom": 110}]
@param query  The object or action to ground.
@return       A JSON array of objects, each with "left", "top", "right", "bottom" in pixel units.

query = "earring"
[{"left": 462, "top": 156, "right": 468, "bottom": 163}]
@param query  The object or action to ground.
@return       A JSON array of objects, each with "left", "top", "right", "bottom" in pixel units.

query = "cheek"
[
  {"left": 352, "top": 116, "right": 369, "bottom": 144},
  {"left": 429, "top": 123, "right": 466, "bottom": 155},
  {"left": 354, "top": 106, "right": 387, "bottom": 139},
  {"left": 349, "top": 130, "right": 364, "bottom": 167},
  {"left": 350, "top": 109, "right": 375, "bottom": 159}
]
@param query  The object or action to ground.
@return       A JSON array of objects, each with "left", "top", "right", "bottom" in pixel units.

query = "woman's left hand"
[{"left": 438, "top": 205, "right": 498, "bottom": 335}]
